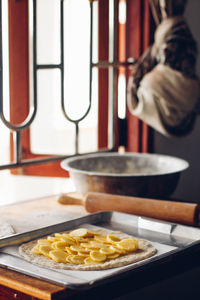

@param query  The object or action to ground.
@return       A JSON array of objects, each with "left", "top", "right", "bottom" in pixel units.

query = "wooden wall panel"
[
  {"left": 8, "top": 0, "right": 30, "bottom": 171},
  {"left": 98, "top": 0, "right": 109, "bottom": 149},
  {"left": 126, "top": 0, "right": 153, "bottom": 153}
]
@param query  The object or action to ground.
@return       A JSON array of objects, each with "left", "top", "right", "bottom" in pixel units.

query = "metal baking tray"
[{"left": 0, "top": 211, "right": 200, "bottom": 290}]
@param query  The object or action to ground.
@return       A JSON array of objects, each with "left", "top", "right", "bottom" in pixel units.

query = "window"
[{"left": 0, "top": 0, "right": 153, "bottom": 177}]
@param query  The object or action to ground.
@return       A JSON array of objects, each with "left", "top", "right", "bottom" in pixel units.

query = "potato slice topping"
[
  {"left": 107, "top": 234, "right": 121, "bottom": 243},
  {"left": 84, "top": 257, "right": 100, "bottom": 265},
  {"left": 99, "top": 246, "right": 115, "bottom": 255},
  {"left": 39, "top": 245, "right": 53, "bottom": 257},
  {"left": 47, "top": 236, "right": 59, "bottom": 242},
  {"left": 116, "top": 238, "right": 138, "bottom": 252},
  {"left": 68, "top": 255, "right": 86, "bottom": 265},
  {"left": 90, "top": 251, "right": 106, "bottom": 262},
  {"left": 94, "top": 235, "right": 108, "bottom": 243},
  {"left": 55, "top": 234, "right": 75, "bottom": 245},
  {"left": 110, "top": 245, "right": 126, "bottom": 254},
  {"left": 52, "top": 241, "right": 68, "bottom": 250},
  {"left": 31, "top": 245, "right": 41, "bottom": 255},
  {"left": 37, "top": 239, "right": 52, "bottom": 245},
  {"left": 86, "top": 242, "right": 108, "bottom": 250},
  {"left": 49, "top": 250, "right": 68, "bottom": 263},
  {"left": 107, "top": 253, "right": 120, "bottom": 259},
  {"left": 70, "top": 245, "right": 88, "bottom": 253},
  {"left": 65, "top": 247, "right": 77, "bottom": 255},
  {"left": 31, "top": 228, "right": 139, "bottom": 266},
  {"left": 69, "top": 228, "right": 88, "bottom": 237}
]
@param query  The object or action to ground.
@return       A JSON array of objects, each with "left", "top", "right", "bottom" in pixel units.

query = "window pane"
[
  {"left": 63, "top": 0, "right": 91, "bottom": 120},
  {"left": 30, "top": 0, "right": 98, "bottom": 155},
  {"left": 31, "top": 69, "right": 75, "bottom": 155},
  {"left": 79, "top": 68, "right": 98, "bottom": 153},
  {"left": 36, "top": 0, "right": 60, "bottom": 64}
]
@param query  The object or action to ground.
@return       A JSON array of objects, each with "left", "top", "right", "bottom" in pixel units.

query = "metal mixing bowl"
[{"left": 61, "top": 152, "right": 189, "bottom": 198}]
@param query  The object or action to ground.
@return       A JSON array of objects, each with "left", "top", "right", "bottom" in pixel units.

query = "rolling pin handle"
[{"left": 57, "top": 193, "right": 83, "bottom": 205}]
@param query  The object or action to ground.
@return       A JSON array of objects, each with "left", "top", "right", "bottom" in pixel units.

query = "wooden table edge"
[{"left": 0, "top": 267, "right": 72, "bottom": 300}]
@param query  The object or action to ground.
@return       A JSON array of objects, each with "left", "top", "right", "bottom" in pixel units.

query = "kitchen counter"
[
  {"left": 0, "top": 195, "right": 86, "bottom": 299},
  {"left": 0, "top": 196, "right": 200, "bottom": 300}
]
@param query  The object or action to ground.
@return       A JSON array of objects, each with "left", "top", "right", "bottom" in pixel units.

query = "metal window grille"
[{"left": 0, "top": 0, "right": 135, "bottom": 172}]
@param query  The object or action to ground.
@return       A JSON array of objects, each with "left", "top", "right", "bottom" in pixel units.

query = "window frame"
[{"left": 7, "top": 0, "right": 153, "bottom": 177}]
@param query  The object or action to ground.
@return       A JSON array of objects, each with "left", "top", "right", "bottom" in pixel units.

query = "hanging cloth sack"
[{"left": 127, "top": 0, "right": 200, "bottom": 137}]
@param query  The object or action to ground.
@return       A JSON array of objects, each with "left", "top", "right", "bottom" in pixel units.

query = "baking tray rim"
[{"left": 0, "top": 211, "right": 200, "bottom": 290}]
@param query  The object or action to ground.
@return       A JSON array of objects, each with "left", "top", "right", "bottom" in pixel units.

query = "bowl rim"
[{"left": 60, "top": 152, "right": 189, "bottom": 177}]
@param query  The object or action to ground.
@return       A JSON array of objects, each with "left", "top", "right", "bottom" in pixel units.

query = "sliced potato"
[
  {"left": 51, "top": 241, "right": 68, "bottom": 250},
  {"left": 80, "top": 242, "right": 92, "bottom": 248},
  {"left": 37, "top": 239, "right": 51, "bottom": 245},
  {"left": 47, "top": 236, "right": 59, "bottom": 242},
  {"left": 99, "top": 246, "right": 115, "bottom": 255},
  {"left": 87, "top": 242, "right": 107, "bottom": 250},
  {"left": 86, "top": 230, "right": 101, "bottom": 237},
  {"left": 69, "top": 228, "right": 88, "bottom": 237},
  {"left": 55, "top": 234, "right": 75, "bottom": 244},
  {"left": 49, "top": 250, "right": 68, "bottom": 263},
  {"left": 84, "top": 257, "right": 100, "bottom": 265},
  {"left": 116, "top": 238, "right": 138, "bottom": 252},
  {"left": 60, "top": 238, "right": 76, "bottom": 245},
  {"left": 94, "top": 235, "right": 108, "bottom": 243},
  {"left": 77, "top": 252, "right": 89, "bottom": 258},
  {"left": 54, "top": 233, "right": 71, "bottom": 238},
  {"left": 90, "top": 251, "right": 106, "bottom": 262},
  {"left": 106, "top": 234, "right": 121, "bottom": 243},
  {"left": 68, "top": 255, "right": 86, "bottom": 265},
  {"left": 39, "top": 245, "right": 53, "bottom": 257},
  {"left": 70, "top": 245, "right": 89, "bottom": 253},
  {"left": 110, "top": 245, "right": 126, "bottom": 254},
  {"left": 65, "top": 247, "right": 77, "bottom": 255},
  {"left": 107, "top": 253, "right": 120, "bottom": 259},
  {"left": 31, "top": 245, "right": 41, "bottom": 255},
  {"left": 73, "top": 237, "right": 92, "bottom": 243},
  {"left": 31, "top": 228, "right": 140, "bottom": 266}
]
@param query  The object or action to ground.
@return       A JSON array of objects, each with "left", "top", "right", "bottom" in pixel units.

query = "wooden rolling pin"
[{"left": 58, "top": 192, "right": 200, "bottom": 226}]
